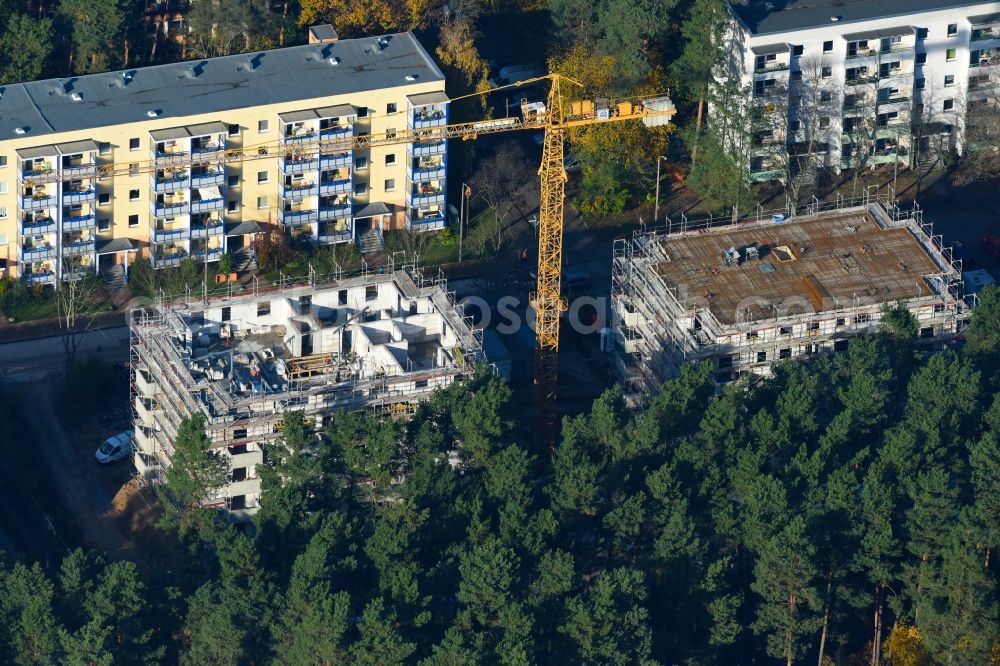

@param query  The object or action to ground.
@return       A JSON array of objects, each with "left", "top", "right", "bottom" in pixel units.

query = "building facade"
[
  {"left": 130, "top": 267, "right": 483, "bottom": 520},
  {"left": 611, "top": 198, "right": 971, "bottom": 404},
  {"left": 0, "top": 29, "right": 449, "bottom": 284},
  {"left": 726, "top": 0, "right": 1000, "bottom": 181}
]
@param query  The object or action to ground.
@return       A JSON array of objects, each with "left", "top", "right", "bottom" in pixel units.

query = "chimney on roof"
[{"left": 309, "top": 24, "right": 339, "bottom": 44}]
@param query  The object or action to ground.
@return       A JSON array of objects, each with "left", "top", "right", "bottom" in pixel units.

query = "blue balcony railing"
[
  {"left": 319, "top": 152, "right": 352, "bottom": 169},
  {"left": 191, "top": 171, "right": 225, "bottom": 187},
  {"left": 318, "top": 230, "right": 353, "bottom": 244},
  {"left": 318, "top": 204, "right": 351, "bottom": 220},
  {"left": 152, "top": 175, "right": 189, "bottom": 193},
  {"left": 20, "top": 218, "right": 56, "bottom": 235},
  {"left": 189, "top": 222, "right": 224, "bottom": 239},
  {"left": 63, "top": 214, "right": 97, "bottom": 231},
  {"left": 62, "top": 189, "right": 96, "bottom": 205},
  {"left": 152, "top": 200, "right": 190, "bottom": 216},
  {"left": 190, "top": 198, "right": 224, "bottom": 214},
  {"left": 151, "top": 227, "right": 188, "bottom": 242},
  {"left": 320, "top": 126, "right": 353, "bottom": 140},
  {"left": 19, "top": 167, "right": 58, "bottom": 183},
  {"left": 191, "top": 141, "right": 225, "bottom": 154},
  {"left": 319, "top": 178, "right": 352, "bottom": 195},
  {"left": 282, "top": 132, "right": 319, "bottom": 145},
  {"left": 18, "top": 245, "right": 56, "bottom": 261},
  {"left": 280, "top": 157, "right": 319, "bottom": 175},
  {"left": 62, "top": 239, "right": 96, "bottom": 257},
  {"left": 279, "top": 209, "right": 319, "bottom": 225},
  {"left": 407, "top": 190, "right": 446, "bottom": 208},
  {"left": 191, "top": 248, "right": 223, "bottom": 262},
  {"left": 23, "top": 272, "right": 56, "bottom": 285},
  {"left": 61, "top": 164, "right": 97, "bottom": 179},
  {"left": 282, "top": 182, "right": 318, "bottom": 198},
  {"left": 410, "top": 141, "right": 446, "bottom": 157},
  {"left": 152, "top": 254, "right": 185, "bottom": 268},
  {"left": 21, "top": 195, "right": 57, "bottom": 211},
  {"left": 412, "top": 111, "right": 447, "bottom": 129},
  {"left": 407, "top": 215, "right": 446, "bottom": 231},
  {"left": 411, "top": 165, "right": 445, "bottom": 181}
]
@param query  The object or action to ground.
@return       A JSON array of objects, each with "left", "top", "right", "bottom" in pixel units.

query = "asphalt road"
[{"left": 0, "top": 326, "right": 130, "bottom": 383}]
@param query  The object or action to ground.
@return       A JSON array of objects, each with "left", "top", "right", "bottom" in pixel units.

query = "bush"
[
  {"left": 1, "top": 279, "right": 28, "bottom": 312},
  {"left": 218, "top": 253, "right": 233, "bottom": 275}
]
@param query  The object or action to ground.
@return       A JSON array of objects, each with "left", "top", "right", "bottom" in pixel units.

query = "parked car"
[{"left": 95, "top": 431, "right": 134, "bottom": 464}]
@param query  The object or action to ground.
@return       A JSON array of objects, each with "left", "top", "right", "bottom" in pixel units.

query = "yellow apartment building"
[{"left": 0, "top": 27, "right": 449, "bottom": 283}]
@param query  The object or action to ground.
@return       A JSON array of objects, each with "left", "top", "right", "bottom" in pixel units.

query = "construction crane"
[{"left": 85, "top": 74, "right": 676, "bottom": 435}]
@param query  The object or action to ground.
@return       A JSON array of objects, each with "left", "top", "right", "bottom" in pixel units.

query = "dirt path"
[{"left": 22, "top": 382, "right": 136, "bottom": 560}]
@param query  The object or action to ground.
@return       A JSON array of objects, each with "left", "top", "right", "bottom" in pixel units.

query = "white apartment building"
[{"left": 726, "top": 0, "right": 1000, "bottom": 181}]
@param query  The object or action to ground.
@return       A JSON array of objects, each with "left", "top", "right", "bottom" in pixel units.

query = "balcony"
[
  {"left": 318, "top": 178, "right": 352, "bottom": 195},
  {"left": 412, "top": 109, "right": 447, "bottom": 129},
  {"left": 753, "top": 61, "right": 790, "bottom": 75},
  {"left": 153, "top": 150, "right": 190, "bottom": 167},
  {"left": 21, "top": 194, "right": 57, "bottom": 211},
  {"left": 318, "top": 203, "right": 351, "bottom": 220},
  {"left": 411, "top": 164, "right": 445, "bottom": 181},
  {"left": 189, "top": 220, "right": 224, "bottom": 239},
  {"left": 407, "top": 188, "right": 445, "bottom": 208},
  {"left": 282, "top": 129, "right": 319, "bottom": 145},
  {"left": 972, "top": 27, "right": 1000, "bottom": 44},
  {"left": 318, "top": 229, "right": 353, "bottom": 244},
  {"left": 18, "top": 244, "right": 56, "bottom": 261},
  {"left": 845, "top": 76, "right": 876, "bottom": 87},
  {"left": 191, "top": 170, "right": 225, "bottom": 188},
  {"left": 190, "top": 197, "right": 224, "bottom": 214},
  {"left": 151, "top": 252, "right": 187, "bottom": 268},
  {"left": 152, "top": 199, "right": 190, "bottom": 216},
  {"left": 63, "top": 214, "right": 97, "bottom": 231},
  {"left": 62, "top": 188, "right": 96, "bottom": 205},
  {"left": 20, "top": 165, "right": 57, "bottom": 184},
  {"left": 282, "top": 181, "right": 319, "bottom": 198},
  {"left": 62, "top": 239, "right": 97, "bottom": 257},
  {"left": 151, "top": 225, "right": 188, "bottom": 242},
  {"left": 320, "top": 152, "right": 352, "bottom": 169},
  {"left": 20, "top": 217, "right": 56, "bottom": 235},
  {"left": 191, "top": 248, "right": 223, "bottom": 262},
  {"left": 407, "top": 214, "right": 446, "bottom": 231},
  {"left": 320, "top": 125, "right": 353, "bottom": 140},
  {"left": 410, "top": 141, "right": 447, "bottom": 157},
  {"left": 279, "top": 209, "right": 319, "bottom": 225},
  {"left": 23, "top": 271, "right": 56, "bottom": 285},
  {"left": 191, "top": 139, "right": 224, "bottom": 155},
  {"left": 152, "top": 173, "right": 189, "bottom": 193},
  {"left": 280, "top": 156, "right": 319, "bottom": 175},
  {"left": 61, "top": 163, "right": 97, "bottom": 180}
]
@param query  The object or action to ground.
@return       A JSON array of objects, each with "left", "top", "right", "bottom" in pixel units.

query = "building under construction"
[
  {"left": 611, "top": 197, "right": 972, "bottom": 404},
  {"left": 130, "top": 267, "right": 482, "bottom": 520}
]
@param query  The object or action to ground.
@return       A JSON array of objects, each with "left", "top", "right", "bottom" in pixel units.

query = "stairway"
[
  {"left": 101, "top": 263, "right": 127, "bottom": 289},
  {"left": 357, "top": 227, "right": 384, "bottom": 254},
  {"left": 232, "top": 246, "right": 257, "bottom": 273}
]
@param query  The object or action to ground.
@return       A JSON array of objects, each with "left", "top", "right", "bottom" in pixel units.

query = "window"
[
  {"left": 356, "top": 156, "right": 368, "bottom": 170},
  {"left": 947, "top": 23, "right": 957, "bottom": 37},
  {"left": 917, "top": 27, "right": 928, "bottom": 39},
  {"left": 338, "top": 289, "right": 347, "bottom": 305},
  {"left": 415, "top": 378, "right": 429, "bottom": 389},
  {"left": 365, "top": 285, "right": 378, "bottom": 301},
  {"left": 385, "top": 153, "right": 396, "bottom": 165},
  {"left": 98, "top": 143, "right": 111, "bottom": 156},
  {"left": 232, "top": 467, "right": 247, "bottom": 482},
  {"left": 779, "top": 348, "right": 792, "bottom": 359},
  {"left": 808, "top": 321, "right": 820, "bottom": 331},
  {"left": 128, "top": 163, "right": 139, "bottom": 176},
  {"left": 129, "top": 138, "right": 140, "bottom": 151},
  {"left": 0, "top": 182, "right": 6, "bottom": 194},
  {"left": 257, "top": 301, "right": 271, "bottom": 316},
  {"left": 836, "top": 317, "right": 846, "bottom": 326},
  {"left": 916, "top": 77, "right": 926, "bottom": 90},
  {"left": 227, "top": 200, "right": 238, "bottom": 212},
  {"left": 387, "top": 103, "right": 397, "bottom": 114},
  {"left": 789, "top": 120, "right": 800, "bottom": 132},
  {"left": 228, "top": 124, "right": 240, "bottom": 137},
  {"left": 855, "top": 313, "right": 872, "bottom": 324},
  {"left": 823, "top": 40, "right": 833, "bottom": 52},
  {"left": 916, "top": 52, "right": 926, "bottom": 64},
  {"left": 944, "top": 99, "right": 954, "bottom": 111},
  {"left": 129, "top": 188, "right": 140, "bottom": 201},
  {"left": 384, "top": 178, "right": 396, "bottom": 192},
  {"left": 792, "top": 44, "right": 803, "bottom": 56},
  {"left": 221, "top": 306, "right": 231, "bottom": 322},
  {"left": 746, "top": 330, "right": 759, "bottom": 340},
  {"left": 98, "top": 192, "right": 110, "bottom": 205},
  {"left": 791, "top": 70, "right": 803, "bottom": 81},
  {"left": 946, "top": 48, "right": 957, "bottom": 61},
  {"left": 920, "top": 326, "right": 934, "bottom": 339},
  {"left": 386, "top": 127, "right": 396, "bottom": 140},
  {"left": 0, "top": 156, "right": 6, "bottom": 168},
  {"left": 128, "top": 214, "right": 139, "bottom": 227},
  {"left": 355, "top": 182, "right": 367, "bottom": 195},
  {"left": 779, "top": 326, "right": 792, "bottom": 335},
  {"left": 299, "top": 295, "right": 311, "bottom": 314},
  {"left": 0, "top": 207, "right": 6, "bottom": 218},
  {"left": 229, "top": 443, "right": 248, "bottom": 455},
  {"left": 257, "top": 170, "right": 269, "bottom": 184},
  {"left": 229, "top": 495, "right": 246, "bottom": 510},
  {"left": 228, "top": 175, "right": 239, "bottom": 188},
  {"left": 256, "top": 196, "right": 268, "bottom": 209},
  {"left": 821, "top": 66, "right": 832, "bottom": 78},
  {"left": 98, "top": 218, "right": 110, "bottom": 231},
  {"left": 258, "top": 119, "right": 270, "bottom": 133},
  {"left": 819, "top": 116, "right": 831, "bottom": 128},
  {"left": 834, "top": 339, "right": 849, "bottom": 352},
  {"left": 820, "top": 91, "right": 832, "bottom": 102},
  {"left": 718, "top": 355, "right": 734, "bottom": 369},
  {"left": 233, "top": 428, "right": 247, "bottom": 440},
  {"left": 945, "top": 74, "right": 955, "bottom": 87},
  {"left": 756, "top": 351, "right": 767, "bottom": 363}
]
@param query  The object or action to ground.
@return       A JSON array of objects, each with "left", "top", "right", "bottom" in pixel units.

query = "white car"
[{"left": 95, "top": 431, "right": 134, "bottom": 464}]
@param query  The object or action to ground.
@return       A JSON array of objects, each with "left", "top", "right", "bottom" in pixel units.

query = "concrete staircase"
[
  {"left": 101, "top": 264, "right": 127, "bottom": 289},
  {"left": 357, "top": 227, "right": 384, "bottom": 254},
  {"left": 232, "top": 246, "right": 257, "bottom": 273}
]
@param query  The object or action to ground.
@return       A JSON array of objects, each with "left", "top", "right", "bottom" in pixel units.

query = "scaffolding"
[
  {"left": 611, "top": 199, "right": 974, "bottom": 405},
  {"left": 129, "top": 266, "right": 485, "bottom": 519}
]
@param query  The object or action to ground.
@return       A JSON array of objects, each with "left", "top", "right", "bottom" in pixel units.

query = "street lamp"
[{"left": 654, "top": 155, "right": 668, "bottom": 225}]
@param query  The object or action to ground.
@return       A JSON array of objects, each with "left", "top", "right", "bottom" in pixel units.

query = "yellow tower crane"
[{"left": 87, "top": 74, "right": 676, "bottom": 425}]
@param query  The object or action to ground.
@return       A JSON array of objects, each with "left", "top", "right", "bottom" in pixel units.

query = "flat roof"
[
  {"left": 0, "top": 32, "right": 443, "bottom": 140},
  {"left": 732, "top": 0, "right": 996, "bottom": 36},
  {"left": 653, "top": 212, "right": 942, "bottom": 326}
]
